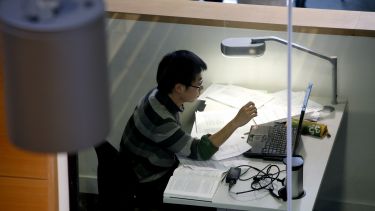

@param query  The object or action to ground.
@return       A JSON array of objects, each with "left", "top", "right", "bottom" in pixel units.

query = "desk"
[{"left": 164, "top": 97, "right": 346, "bottom": 211}]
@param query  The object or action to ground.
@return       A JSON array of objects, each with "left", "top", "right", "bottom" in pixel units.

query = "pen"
[
  {"left": 253, "top": 119, "right": 258, "bottom": 127},
  {"left": 243, "top": 120, "right": 258, "bottom": 136},
  {"left": 252, "top": 118, "right": 259, "bottom": 130}
]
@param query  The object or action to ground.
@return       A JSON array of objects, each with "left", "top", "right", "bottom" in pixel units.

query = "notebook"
[{"left": 243, "top": 83, "right": 313, "bottom": 161}]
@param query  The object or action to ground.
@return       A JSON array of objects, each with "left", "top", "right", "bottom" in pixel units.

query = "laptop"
[{"left": 243, "top": 83, "right": 313, "bottom": 161}]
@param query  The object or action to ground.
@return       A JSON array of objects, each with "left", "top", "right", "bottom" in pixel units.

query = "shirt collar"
[{"left": 155, "top": 89, "right": 184, "bottom": 113}]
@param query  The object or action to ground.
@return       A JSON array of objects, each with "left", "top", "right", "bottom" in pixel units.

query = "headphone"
[
  {"left": 268, "top": 185, "right": 287, "bottom": 201},
  {"left": 259, "top": 176, "right": 286, "bottom": 201}
]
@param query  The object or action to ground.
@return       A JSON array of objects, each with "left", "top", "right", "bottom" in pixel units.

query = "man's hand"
[
  {"left": 231, "top": 101, "right": 257, "bottom": 128},
  {"left": 209, "top": 101, "right": 257, "bottom": 148}
]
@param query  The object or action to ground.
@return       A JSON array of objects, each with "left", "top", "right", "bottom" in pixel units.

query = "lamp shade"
[
  {"left": 221, "top": 37, "right": 266, "bottom": 57},
  {"left": 0, "top": 0, "right": 110, "bottom": 152}
]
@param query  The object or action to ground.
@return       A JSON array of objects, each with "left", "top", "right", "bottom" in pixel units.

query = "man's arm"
[
  {"left": 176, "top": 102, "right": 257, "bottom": 160},
  {"left": 209, "top": 101, "right": 257, "bottom": 147}
]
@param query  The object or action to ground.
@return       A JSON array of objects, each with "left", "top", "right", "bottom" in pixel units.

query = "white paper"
[
  {"left": 211, "top": 140, "right": 250, "bottom": 160},
  {"left": 194, "top": 109, "right": 237, "bottom": 134},
  {"left": 203, "top": 84, "right": 274, "bottom": 108},
  {"left": 194, "top": 109, "right": 254, "bottom": 160},
  {"left": 198, "top": 83, "right": 227, "bottom": 101},
  {"left": 268, "top": 89, "right": 323, "bottom": 114}
]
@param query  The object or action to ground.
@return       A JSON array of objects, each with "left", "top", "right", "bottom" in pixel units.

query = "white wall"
[{"left": 78, "top": 18, "right": 375, "bottom": 210}]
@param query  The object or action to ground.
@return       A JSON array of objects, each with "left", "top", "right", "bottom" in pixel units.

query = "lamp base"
[
  {"left": 293, "top": 190, "right": 306, "bottom": 200},
  {"left": 323, "top": 105, "right": 335, "bottom": 113}
]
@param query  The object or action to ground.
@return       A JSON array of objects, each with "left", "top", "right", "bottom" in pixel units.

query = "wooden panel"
[
  {"left": 0, "top": 177, "right": 50, "bottom": 211},
  {"left": 0, "top": 138, "right": 51, "bottom": 179},
  {"left": 105, "top": 0, "right": 375, "bottom": 37}
]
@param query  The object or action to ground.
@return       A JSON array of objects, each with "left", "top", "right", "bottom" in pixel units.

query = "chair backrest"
[{"left": 94, "top": 141, "right": 138, "bottom": 210}]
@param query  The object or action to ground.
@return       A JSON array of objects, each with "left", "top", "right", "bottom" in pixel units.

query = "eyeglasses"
[
  {"left": 190, "top": 85, "right": 204, "bottom": 90},
  {"left": 189, "top": 79, "right": 204, "bottom": 92},
  {"left": 189, "top": 85, "right": 204, "bottom": 91}
]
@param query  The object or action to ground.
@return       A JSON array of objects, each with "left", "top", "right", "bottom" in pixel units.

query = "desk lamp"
[
  {"left": 221, "top": 36, "right": 338, "bottom": 110},
  {"left": 0, "top": 0, "right": 110, "bottom": 152}
]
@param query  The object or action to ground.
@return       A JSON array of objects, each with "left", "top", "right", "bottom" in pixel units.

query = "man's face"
[{"left": 183, "top": 73, "right": 203, "bottom": 102}]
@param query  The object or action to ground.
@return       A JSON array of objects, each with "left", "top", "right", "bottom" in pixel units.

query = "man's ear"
[{"left": 174, "top": 83, "right": 186, "bottom": 94}]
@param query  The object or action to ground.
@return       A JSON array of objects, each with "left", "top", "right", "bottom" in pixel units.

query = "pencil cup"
[{"left": 283, "top": 155, "right": 306, "bottom": 199}]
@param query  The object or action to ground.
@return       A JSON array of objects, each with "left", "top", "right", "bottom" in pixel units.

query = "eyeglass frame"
[
  {"left": 188, "top": 79, "right": 204, "bottom": 92},
  {"left": 189, "top": 84, "right": 204, "bottom": 91}
]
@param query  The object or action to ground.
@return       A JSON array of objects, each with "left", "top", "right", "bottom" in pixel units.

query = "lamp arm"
[
  {"left": 331, "top": 57, "right": 338, "bottom": 105},
  {"left": 254, "top": 36, "right": 333, "bottom": 61},
  {"left": 253, "top": 36, "right": 338, "bottom": 105}
]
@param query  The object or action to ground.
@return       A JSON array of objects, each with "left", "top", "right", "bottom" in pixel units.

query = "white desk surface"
[{"left": 164, "top": 98, "right": 346, "bottom": 211}]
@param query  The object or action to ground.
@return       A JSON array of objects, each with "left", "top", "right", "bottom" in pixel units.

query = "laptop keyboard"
[{"left": 262, "top": 124, "right": 287, "bottom": 156}]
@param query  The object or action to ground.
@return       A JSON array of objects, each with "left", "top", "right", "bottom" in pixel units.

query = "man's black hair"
[{"left": 157, "top": 50, "right": 207, "bottom": 94}]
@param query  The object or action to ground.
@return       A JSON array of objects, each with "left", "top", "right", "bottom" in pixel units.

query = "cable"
[{"left": 225, "top": 164, "right": 285, "bottom": 195}]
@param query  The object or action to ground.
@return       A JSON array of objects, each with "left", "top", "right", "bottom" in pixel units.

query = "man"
[{"left": 120, "top": 50, "right": 257, "bottom": 210}]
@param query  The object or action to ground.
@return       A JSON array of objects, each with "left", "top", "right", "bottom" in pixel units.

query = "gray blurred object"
[{"left": 0, "top": 0, "right": 110, "bottom": 152}]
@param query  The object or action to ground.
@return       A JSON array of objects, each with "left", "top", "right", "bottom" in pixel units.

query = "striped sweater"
[{"left": 120, "top": 88, "right": 218, "bottom": 182}]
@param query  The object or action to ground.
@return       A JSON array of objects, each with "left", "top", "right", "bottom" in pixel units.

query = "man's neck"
[{"left": 168, "top": 92, "right": 183, "bottom": 108}]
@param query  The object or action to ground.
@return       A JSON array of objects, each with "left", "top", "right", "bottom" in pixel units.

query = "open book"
[{"left": 163, "top": 165, "right": 225, "bottom": 201}]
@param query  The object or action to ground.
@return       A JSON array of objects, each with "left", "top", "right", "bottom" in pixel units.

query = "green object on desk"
[{"left": 292, "top": 118, "right": 330, "bottom": 138}]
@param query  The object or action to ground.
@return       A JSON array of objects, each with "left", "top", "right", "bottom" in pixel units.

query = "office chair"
[{"left": 94, "top": 140, "right": 139, "bottom": 211}]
